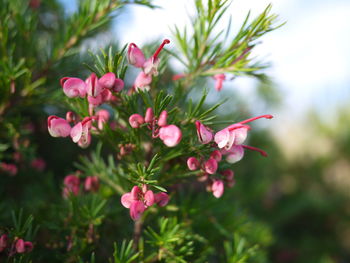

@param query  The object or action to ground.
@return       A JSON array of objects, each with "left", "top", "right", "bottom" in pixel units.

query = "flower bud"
[
  {"left": 211, "top": 179, "right": 224, "bottom": 198},
  {"left": 86, "top": 73, "right": 102, "bottom": 97},
  {"left": 113, "top": 78, "right": 124, "bottom": 92},
  {"left": 84, "top": 176, "right": 99, "bottom": 192},
  {"left": 187, "top": 157, "right": 200, "bottom": 171},
  {"left": 98, "top": 72, "right": 116, "bottom": 89},
  {"left": 158, "top": 110, "right": 167, "bottom": 127},
  {"left": 0, "top": 234, "right": 8, "bottom": 252},
  {"left": 204, "top": 158, "right": 218, "bottom": 175},
  {"left": 213, "top": 74, "right": 225, "bottom": 91},
  {"left": 210, "top": 150, "right": 222, "bottom": 162},
  {"left": 195, "top": 121, "right": 213, "bottom": 144},
  {"left": 128, "top": 43, "right": 146, "bottom": 68},
  {"left": 154, "top": 192, "right": 169, "bottom": 207},
  {"left": 60, "top": 77, "right": 87, "bottom": 98},
  {"left": 144, "top": 108, "right": 154, "bottom": 123},
  {"left": 129, "top": 114, "right": 145, "bottom": 128},
  {"left": 159, "top": 125, "right": 182, "bottom": 147}
]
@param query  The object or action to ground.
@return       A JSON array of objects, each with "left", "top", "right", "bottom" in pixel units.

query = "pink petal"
[
  {"left": 144, "top": 190, "right": 155, "bottom": 207},
  {"left": 159, "top": 125, "right": 182, "bottom": 147},
  {"left": 129, "top": 200, "right": 146, "bottom": 221},
  {"left": 113, "top": 78, "right": 124, "bottom": 92},
  {"left": 99, "top": 72, "right": 116, "bottom": 89},
  {"left": 62, "top": 77, "right": 87, "bottom": 98},
  {"left": 212, "top": 180, "right": 224, "bottom": 198},
  {"left": 225, "top": 145, "right": 244, "bottom": 164},
  {"left": 129, "top": 114, "right": 145, "bottom": 128},
  {"left": 154, "top": 192, "right": 169, "bottom": 207},
  {"left": 16, "top": 239, "right": 25, "bottom": 253},
  {"left": 131, "top": 186, "right": 142, "bottom": 200},
  {"left": 214, "top": 128, "right": 234, "bottom": 149},
  {"left": 48, "top": 116, "right": 71, "bottom": 138},
  {"left": 134, "top": 71, "right": 152, "bottom": 90},
  {"left": 121, "top": 193, "right": 134, "bottom": 208},
  {"left": 70, "top": 122, "right": 83, "bottom": 143},
  {"left": 187, "top": 157, "right": 200, "bottom": 171},
  {"left": 144, "top": 107, "right": 154, "bottom": 123},
  {"left": 210, "top": 150, "right": 222, "bottom": 162},
  {"left": 195, "top": 121, "right": 213, "bottom": 144},
  {"left": 86, "top": 73, "right": 102, "bottom": 97},
  {"left": 158, "top": 110, "right": 167, "bottom": 127},
  {"left": 87, "top": 94, "right": 103, "bottom": 106},
  {"left": 128, "top": 43, "right": 146, "bottom": 68},
  {"left": 204, "top": 158, "right": 218, "bottom": 175}
]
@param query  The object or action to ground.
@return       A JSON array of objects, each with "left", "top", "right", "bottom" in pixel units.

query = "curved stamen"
[
  {"left": 242, "top": 145, "right": 268, "bottom": 157},
  {"left": 239, "top": 115, "right": 273, "bottom": 125},
  {"left": 153, "top": 39, "right": 170, "bottom": 59},
  {"left": 228, "top": 124, "right": 251, "bottom": 132}
]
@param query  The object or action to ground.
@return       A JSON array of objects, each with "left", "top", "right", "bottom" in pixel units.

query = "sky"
[{"left": 114, "top": 0, "right": 350, "bottom": 120}]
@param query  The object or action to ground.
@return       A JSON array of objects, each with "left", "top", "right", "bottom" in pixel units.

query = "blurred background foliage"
[{"left": 1, "top": 0, "right": 350, "bottom": 262}]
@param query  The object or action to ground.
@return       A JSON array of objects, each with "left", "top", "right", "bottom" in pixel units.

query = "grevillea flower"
[
  {"left": 63, "top": 174, "right": 80, "bottom": 198},
  {"left": 84, "top": 176, "right": 99, "bottom": 192},
  {"left": 158, "top": 110, "right": 167, "bottom": 127},
  {"left": 211, "top": 179, "right": 224, "bottom": 198},
  {"left": 31, "top": 158, "right": 46, "bottom": 171},
  {"left": 154, "top": 192, "right": 169, "bottom": 207},
  {"left": 195, "top": 121, "right": 213, "bottom": 144},
  {"left": 129, "top": 114, "right": 145, "bottom": 128},
  {"left": 128, "top": 43, "right": 146, "bottom": 68},
  {"left": 48, "top": 116, "right": 71, "bottom": 137},
  {"left": 0, "top": 162, "right": 18, "bottom": 176},
  {"left": 86, "top": 73, "right": 102, "bottom": 97},
  {"left": 98, "top": 72, "right": 116, "bottom": 89},
  {"left": 121, "top": 186, "right": 155, "bottom": 220},
  {"left": 187, "top": 157, "right": 200, "bottom": 171},
  {"left": 70, "top": 117, "right": 93, "bottom": 148},
  {"left": 159, "top": 125, "right": 182, "bottom": 147},
  {"left": 214, "top": 74, "right": 226, "bottom": 91},
  {"left": 0, "top": 234, "right": 8, "bottom": 252},
  {"left": 143, "top": 39, "right": 170, "bottom": 76},
  {"left": 214, "top": 115, "right": 273, "bottom": 149},
  {"left": 60, "top": 77, "right": 87, "bottom": 98},
  {"left": 15, "top": 239, "right": 33, "bottom": 253},
  {"left": 204, "top": 158, "right": 218, "bottom": 174}
]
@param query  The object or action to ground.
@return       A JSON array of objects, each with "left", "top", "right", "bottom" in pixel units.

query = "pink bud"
[
  {"left": 128, "top": 43, "right": 146, "bottom": 68},
  {"left": 0, "top": 234, "right": 8, "bottom": 252},
  {"left": 31, "top": 158, "right": 46, "bottom": 172},
  {"left": 144, "top": 108, "right": 154, "bottom": 123},
  {"left": 144, "top": 190, "right": 155, "bottom": 207},
  {"left": 213, "top": 74, "right": 225, "bottom": 91},
  {"left": 86, "top": 73, "right": 102, "bottom": 97},
  {"left": 129, "top": 114, "right": 145, "bottom": 128},
  {"left": 98, "top": 72, "right": 116, "bottom": 89},
  {"left": 129, "top": 200, "right": 146, "bottom": 221},
  {"left": 63, "top": 174, "right": 80, "bottom": 197},
  {"left": 65, "top": 111, "right": 76, "bottom": 123},
  {"left": 154, "top": 192, "right": 169, "bottom": 207},
  {"left": 225, "top": 145, "right": 244, "bottom": 164},
  {"left": 48, "top": 116, "right": 71, "bottom": 138},
  {"left": 195, "top": 121, "right": 213, "bottom": 144},
  {"left": 134, "top": 71, "right": 152, "bottom": 91},
  {"left": 113, "top": 78, "right": 124, "bottom": 92},
  {"left": 211, "top": 180, "right": 224, "bottom": 198},
  {"left": 187, "top": 157, "right": 200, "bottom": 171},
  {"left": 96, "top": 109, "right": 110, "bottom": 130},
  {"left": 131, "top": 186, "right": 142, "bottom": 200},
  {"left": 204, "top": 158, "right": 218, "bottom": 175},
  {"left": 221, "top": 169, "right": 234, "bottom": 181},
  {"left": 210, "top": 150, "right": 222, "bottom": 162},
  {"left": 24, "top": 241, "right": 33, "bottom": 252},
  {"left": 84, "top": 176, "right": 99, "bottom": 192},
  {"left": 60, "top": 77, "right": 87, "bottom": 98},
  {"left": 16, "top": 239, "right": 25, "bottom": 253},
  {"left": 159, "top": 125, "right": 182, "bottom": 147},
  {"left": 158, "top": 110, "right": 167, "bottom": 127}
]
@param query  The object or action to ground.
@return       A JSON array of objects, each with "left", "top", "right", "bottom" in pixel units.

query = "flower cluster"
[
  {"left": 48, "top": 72, "right": 121, "bottom": 148},
  {"left": 0, "top": 234, "right": 33, "bottom": 256},
  {"left": 121, "top": 186, "right": 169, "bottom": 221},
  {"left": 188, "top": 115, "right": 272, "bottom": 198},
  {"left": 128, "top": 39, "right": 170, "bottom": 91},
  {"left": 63, "top": 174, "right": 99, "bottom": 198},
  {"left": 129, "top": 108, "right": 182, "bottom": 147}
]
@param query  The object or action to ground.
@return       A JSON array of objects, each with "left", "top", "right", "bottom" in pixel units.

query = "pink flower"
[
  {"left": 154, "top": 192, "right": 169, "bottom": 207},
  {"left": 223, "top": 145, "right": 245, "bottom": 164},
  {"left": 158, "top": 110, "right": 167, "bottom": 127},
  {"left": 98, "top": 72, "right": 116, "bottom": 89},
  {"left": 195, "top": 121, "right": 213, "bottom": 144},
  {"left": 0, "top": 163, "right": 18, "bottom": 176},
  {"left": 0, "top": 234, "right": 8, "bottom": 252},
  {"left": 86, "top": 73, "right": 102, "bottom": 97},
  {"left": 134, "top": 71, "right": 152, "bottom": 91},
  {"left": 96, "top": 109, "right": 110, "bottom": 130},
  {"left": 15, "top": 239, "right": 33, "bottom": 253},
  {"left": 60, "top": 77, "right": 87, "bottom": 98},
  {"left": 204, "top": 158, "right": 218, "bottom": 174},
  {"left": 129, "top": 114, "right": 145, "bottom": 128},
  {"left": 143, "top": 39, "right": 170, "bottom": 76},
  {"left": 70, "top": 117, "right": 93, "bottom": 148},
  {"left": 210, "top": 150, "right": 222, "bottom": 162},
  {"left": 221, "top": 169, "right": 234, "bottom": 181},
  {"left": 128, "top": 43, "right": 146, "bottom": 68},
  {"left": 214, "top": 115, "right": 273, "bottom": 149},
  {"left": 159, "top": 125, "right": 182, "bottom": 147},
  {"left": 187, "top": 157, "right": 200, "bottom": 171},
  {"left": 31, "top": 158, "right": 46, "bottom": 171},
  {"left": 63, "top": 174, "right": 80, "bottom": 198},
  {"left": 213, "top": 74, "right": 226, "bottom": 91},
  {"left": 144, "top": 107, "right": 154, "bottom": 123},
  {"left": 211, "top": 179, "right": 224, "bottom": 198},
  {"left": 84, "top": 176, "right": 99, "bottom": 192},
  {"left": 121, "top": 186, "right": 155, "bottom": 221},
  {"left": 48, "top": 116, "right": 71, "bottom": 137},
  {"left": 113, "top": 78, "right": 124, "bottom": 92},
  {"left": 87, "top": 94, "right": 103, "bottom": 107}
]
